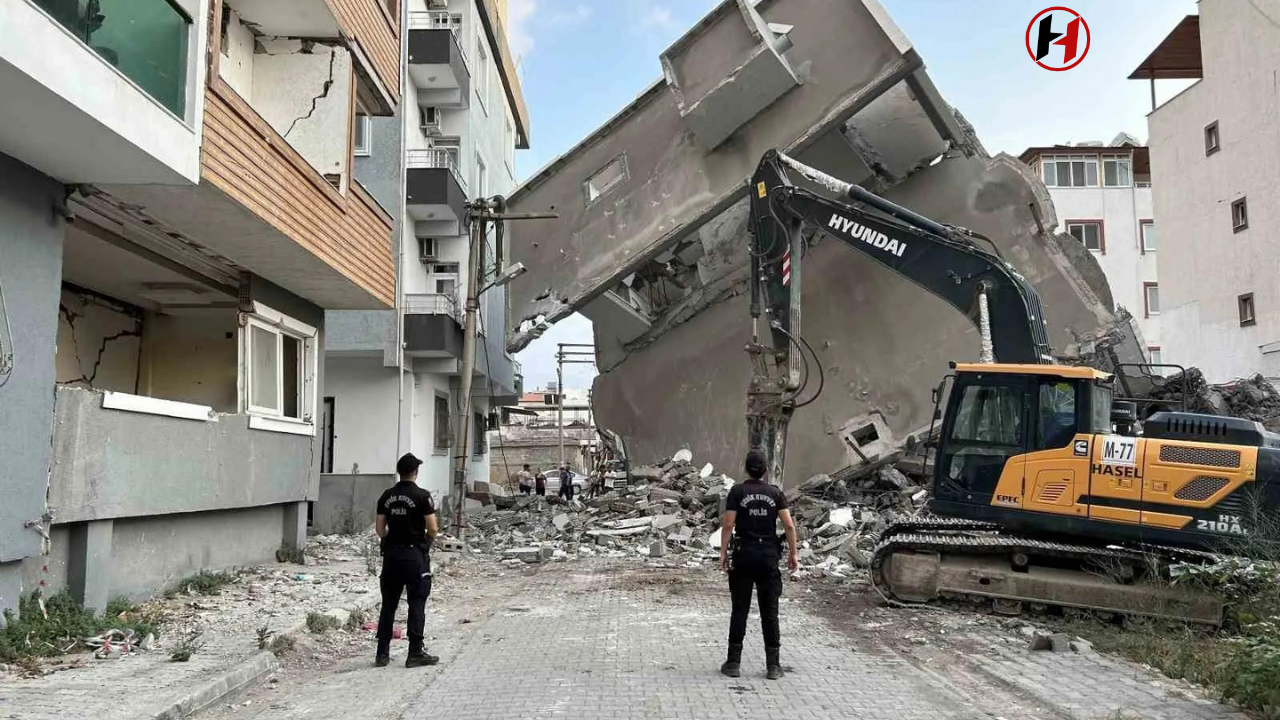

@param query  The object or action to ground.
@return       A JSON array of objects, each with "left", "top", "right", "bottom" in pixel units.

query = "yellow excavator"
[{"left": 745, "top": 150, "right": 1277, "bottom": 624}]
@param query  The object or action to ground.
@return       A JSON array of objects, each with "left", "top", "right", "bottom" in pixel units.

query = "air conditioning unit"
[
  {"left": 418, "top": 237, "right": 438, "bottom": 263},
  {"left": 427, "top": 0, "right": 447, "bottom": 9}
]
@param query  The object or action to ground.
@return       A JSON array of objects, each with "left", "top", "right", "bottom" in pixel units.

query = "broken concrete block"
[
  {"left": 814, "top": 522, "right": 847, "bottom": 538},
  {"left": 828, "top": 507, "right": 854, "bottom": 527},
  {"left": 649, "top": 540, "right": 666, "bottom": 558},
  {"left": 649, "top": 487, "right": 683, "bottom": 503},
  {"left": 504, "top": 547, "right": 545, "bottom": 564},
  {"left": 1028, "top": 632, "right": 1072, "bottom": 652},
  {"left": 553, "top": 513, "right": 570, "bottom": 530},
  {"left": 876, "top": 466, "right": 911, "bottom": 490},
  {"left": 672, "top": 448, "right": 693, "bottom": 463},
  {"left": 652, "top": 515, "right": 684, "bottom": 531},
  {"left": 669, "top": 525, "right": 693, "bottom": 544},
  {"left": 1069, "top": 638, "right": 1094, "bottom": 654}
]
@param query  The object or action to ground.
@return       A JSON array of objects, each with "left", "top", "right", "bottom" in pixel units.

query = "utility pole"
[
  {"left": 451, "top": 198, "right": 555, "bottom": 541},
  {"left": 555, "top": 342, "right": 595, "bottom": 472}
]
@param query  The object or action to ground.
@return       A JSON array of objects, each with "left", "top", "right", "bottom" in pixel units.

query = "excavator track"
[{"left": 870, "top": 519, "right": 1226, "bottom": 625}]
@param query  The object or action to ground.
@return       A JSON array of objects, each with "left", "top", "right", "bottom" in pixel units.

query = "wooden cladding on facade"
[
  {"left": 328, "top": 0, "right": 401, "bottom": 107},
  {"left": 201, "top": 84, "right": 396, "bottom": 308}
]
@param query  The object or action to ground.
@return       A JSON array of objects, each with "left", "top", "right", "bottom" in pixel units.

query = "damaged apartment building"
[
  {"left": 504, "top": 0, "right": 1137, "bottom": 484},
  {"left": 0, "top": 0, "right": 399, "bottom": 617},
  {"left": 322, "top": 0, "right": 527, "bottom": 504}
]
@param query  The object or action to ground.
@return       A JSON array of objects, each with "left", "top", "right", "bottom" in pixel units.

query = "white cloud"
[
  {"left": 507, "top": 0, "right": 538, "bottom": 60},
  {"left": 506, "top": 0, "right": 592, "bottom": 62},
  {"left": 642, "top": 5, "right": 679, "bottom": 30}
]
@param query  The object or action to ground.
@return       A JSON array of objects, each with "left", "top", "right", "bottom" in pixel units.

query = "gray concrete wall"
[
  {"left": 354, "top": 115, "right": 402, "bottom": 217},
  {"left": 313, "top": 473, "right": 396, "bottom": 535},
  {"left": 49, "top": 386, "right": 313, "bottom": 524},
  {"left": 141, "top": 308, "right": 239, "bottom": 412},
  {"left": 55, "top": 286, "right": 141, "bottom": 392},
  {"left": 21, "top": 506, "right": 285, "bottom": 602},
  {"left": 592, "top": 153, "right": 1115, "bottom": 484},
  {"left": 0, "top": 152, "right": 64, "bottom": 616}
]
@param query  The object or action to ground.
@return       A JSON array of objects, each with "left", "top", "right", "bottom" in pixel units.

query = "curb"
[
  {"left": 146, "top": 584, "right": 383, "bottom": 718},
  {"left": 149, "top": 651, "right": 280, "bottom": 720}
]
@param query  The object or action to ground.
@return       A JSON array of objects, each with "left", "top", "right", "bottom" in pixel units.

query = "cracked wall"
[
  {"left": 219, "top": 8, "right": 353, "bottom": 182},
  {"left": 56, "top": 287, "right": 142, "bottom": 393}
]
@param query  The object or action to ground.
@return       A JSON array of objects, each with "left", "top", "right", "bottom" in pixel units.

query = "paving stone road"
[{"left": 192, "top": 557, "right": 1246, "bottom": 720}]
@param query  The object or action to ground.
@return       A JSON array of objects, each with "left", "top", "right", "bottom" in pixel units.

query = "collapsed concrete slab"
[{"left": 504, "top": 0, "right": 1130, "bottom": 484}]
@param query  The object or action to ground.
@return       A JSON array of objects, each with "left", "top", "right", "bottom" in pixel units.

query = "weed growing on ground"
[
  {"left": 169, "top": 630, "right": 204, "bottom": 662},
  {"left": 164, "top": 569, "right": 241, "bottom": 598},
  {"left": 269, "top": 634, "right": 296, "bottom": 656},
  {"left": 306, "top": 612, "right": 341, "bottom": 634},
  {"left": 256, "top": 625, "right": 275, "bottom": 650},
  {"left": 345, "top": 606, "right": 368, "bottom": 630},
  {"left": 0, "top": 591, "right": 160, "bottom": 662}
]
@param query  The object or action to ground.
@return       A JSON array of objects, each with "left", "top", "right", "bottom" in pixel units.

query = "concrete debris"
[
  {"left": 1144, "top": 369, "right": 1280, "bottom": 430},
  {"left": 1028, "top": 631, "right": 1074, "bottom": 653}
]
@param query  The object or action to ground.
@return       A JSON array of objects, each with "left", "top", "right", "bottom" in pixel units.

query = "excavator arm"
[{"left": 745, "top": 150, "right": 1053, "bottom": 485}]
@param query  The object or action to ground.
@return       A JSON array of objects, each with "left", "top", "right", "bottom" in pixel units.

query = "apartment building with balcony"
[
  {"left": 323, "top": 0, "right": 529, "bottom": 500},
  {"left": 0, "top": 0, "right": 399, "bottom": 618},
  {"left": 1132, "top": 3, "right": 1280, "bottom": 382},
  {"left": 1020, "top": 135, "right": 1162, "bottom": 361}
]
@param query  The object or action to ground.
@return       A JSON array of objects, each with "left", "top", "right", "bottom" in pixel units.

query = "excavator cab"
[{"left": 929, "top": 363, "right": 1115, "bottom": 531}]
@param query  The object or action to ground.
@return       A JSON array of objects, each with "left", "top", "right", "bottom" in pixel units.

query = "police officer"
[
  {"left": 718, "top": 449, "right": 798, "bottom": 680},
  {"left": 374, "top": 453, "right": 438, "bottom": 668}
]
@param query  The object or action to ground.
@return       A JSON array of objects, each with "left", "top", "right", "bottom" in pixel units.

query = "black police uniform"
[
  {"left": 725, "top": 478, "right": 787, "bottom": 657},
  {"left": 375, "top": 462, "right": 435, "bottom": 664}
]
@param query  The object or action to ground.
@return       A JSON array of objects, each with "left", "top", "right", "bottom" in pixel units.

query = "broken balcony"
[
  {"left": 407, "top": 149, "right": 469, "bottom": 226},
  {"left": 408, "top": 11, "right": 471, "bottom": 109}
]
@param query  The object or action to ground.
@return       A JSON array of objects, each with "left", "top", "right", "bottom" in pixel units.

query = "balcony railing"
[
  {"left": 406, "top": 148, "right": 468, "bottom": 192},
  {"left": 408, "top": 11, "right": 468, "bottom": 67},
  {"left": 404, "top": 292, "right": 460, "bottom": 320},
  {"left": 32, "top": 0, "right": 190, "bottom": 117}
]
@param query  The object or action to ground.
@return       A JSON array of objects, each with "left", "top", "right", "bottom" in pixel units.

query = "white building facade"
[
  {"left": 1022, "top": 139, "right": 1161, "bottom": 362},
  {"left": 1134, "top": 3, "right": 1280, "bottom": 383},
  {"left": 324, "top": 0, "right": 528, "bottom": 500}
]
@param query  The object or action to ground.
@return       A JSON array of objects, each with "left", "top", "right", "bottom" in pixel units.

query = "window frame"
[
  {"left": 1147, "top": 346, "right": 1163, "bottom": 365},
  {"left": 1232, "top": 197, "right": 1248, "bottom": 232},
  {"left": 1040, "top": 155, "right": 1099, "bottom": 188},
  {"left": 475, "top": 33, "right": 490, "bottom": 115},
  {"left": 475, "top": 151, "right": 488, "bottom": 198},
  {"left": 1065, "top": 219, "right": 1106, "bottom": 254},
  {"left": 353, "top": 112, "right": 371, "bottom": 157},
  {"left": 1143, "top": 282, "right": 1160, "bottom": 318},
  {"left": 1101, "top": 154, "right": 1132, "bottom": 188},
  {"left": 434, "top": 392, "right": 452, "bottom": 453},
  {"left": 1140, "top": 219, "right": 1156, "bottom": 253},
  {"left": 1205, "top": 121, "right": 1220, "bottom": 156},
  {"left": 241, "top": 302, "right": 318, "bottom": 435},
  {"left": 473, "top": 412, "right": 487, "bottom": 457},
  {"left": 504, "top": 112, "right": 515, "bottom": 176},
  {"left": 584, "top": 153, "right": 629, "bottom": 205},
  {"left": 1239, "top": 293, "right": 1256, "bottom": 327}
]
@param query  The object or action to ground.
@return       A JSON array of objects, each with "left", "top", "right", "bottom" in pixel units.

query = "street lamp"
[{"left": 480, "top": 262, "right": 526, "bottom": 293}]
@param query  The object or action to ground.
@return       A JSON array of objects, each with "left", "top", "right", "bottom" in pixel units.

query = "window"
[
  {"left": 1090, "top": 384, "right": 1113, "bottom": 433},
  {"left": 243, "top": 304, "right": 317, "bottom": 431},
  {"left": 1036, "top": 380, "right": 1077, "bottom": 450},
  {"left": 475, "top": 152, "right": 488, "bottom": 198},
  {"left": 1205, "top": 121, "right": 1220, "bottom": 155},
  {"left": 585, "top": 154, "right": 628, "bottom": 203},
  {"left": 1140, "top": 221, "right": 1157, "bottom": 252},
  {"left": 1240, "top": 293, "right": 1256, "bottom": 327},
  {"left": 504, "top": 113, "right": 515, "bottom": 173},
  {"left": 431, "top": 263, "right": 459, "bottom": 296},
  {"left": 434, "top": 394, "right": 452, "bottom": 451},
  {"left": 1148, "top": 347, "right": 1162, "bottom": 365},
  {"left": 354, "top": 112, "right": 371, "bottom": 156},
  {"left": 944, "top": 381, "right": 1027, "bottom": 492},
  {"left": 1102, "top": 155, "right": 1132, "bottom": 187},
  {"left": 1232, "top": 197, "right": 1248, "bottom": 232},
  {"left": 1041, "top": 155, "right": 1098, "bottom": 188},
  {"left": 1143, "top": 282, "right": 1160, "bottom": 318},
  {"left": 473, "top": 412, "right": 487, "bottom": 456},
  {"left": 476, "top": 34, "right": 490, "bottom": 113},
  {"left": 1066, "top": 221, "right": 1104, "bottom": 253}
]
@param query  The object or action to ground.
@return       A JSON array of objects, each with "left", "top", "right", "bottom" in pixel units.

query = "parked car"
[{"left": 543, "top": 469, "right": 587, "bottom": 494}]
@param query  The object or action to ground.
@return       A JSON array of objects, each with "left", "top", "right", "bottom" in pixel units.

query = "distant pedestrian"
[
  {"left": 558, "top": 467, "right": 575, "bottom": 502},
  {"left": 517, "top": 464, "right": 533, "bottom": 496},
  {"left": 534, "top": 469, "right": 547, "bottom": 496},
  {"left": 718, "top": 449, "right": 798, "bottom": 680},
  {"left": 374, "top": 454, "right": 439, "bottom": 668}
]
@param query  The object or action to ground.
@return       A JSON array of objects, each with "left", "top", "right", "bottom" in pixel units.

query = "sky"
[{"left": 509, "top": 0, "right": 1198, "bottom": 392}]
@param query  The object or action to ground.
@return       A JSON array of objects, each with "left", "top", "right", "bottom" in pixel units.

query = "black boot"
[
  {"left": 720, "top": 643, "right": 742, "bottom": 678},
  {"left": 765, "top": 647, "right": 783, "bottom": 680},
  {"left": 375, "top": 639, "right": 390, "bottom": 667},
  {"left": 405, "top": 642, "right": 439, "bottom": 668}
]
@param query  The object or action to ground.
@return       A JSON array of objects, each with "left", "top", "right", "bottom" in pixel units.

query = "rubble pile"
[
  {"left": 1145, "top": 369, "right": 1280, "bottom": 429},
  {"left": 463, "top": 447, "right": 935, "bottom": 583}
]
